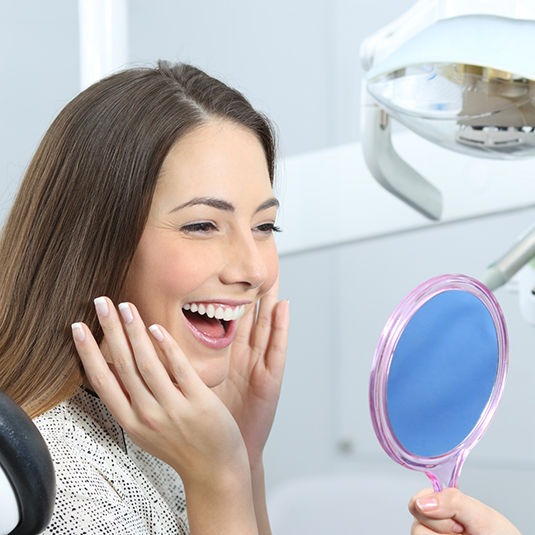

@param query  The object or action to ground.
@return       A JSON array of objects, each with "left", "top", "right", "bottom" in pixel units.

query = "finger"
[
  {"left": 408, "top": 488, "right": 435, "bottom": 514},
  {"left": 250, "top": 275, "right": 280, "bottom": 356},
  {"left": 118, "top": 303, "right": 209, "bottom": 408},
  {"left": 115, "top": 301, "right": 178, "bottom": 403},
  {"left": 94, "top": 297, "right": 152, "bottom": 402},
  {"left": 430, "top": 488, "right": 519, "bottom": 534},
  {"left": 72, "top": 321, "right": 134, "bottom": 424},
  {"left": 264, "top": 299, "right": 289, "bottom": 375},
  {"left": 147, "top": 323, "right": 210, "bottom": 401},
  {"left": 233, "top": 300, "right": 256, "bottom": 349},
  {"left": 409, "top": 489, "right": 465, "bottom": 534},
  {"left": 411, "top": 517, "right": 442, "bottom": 535}
]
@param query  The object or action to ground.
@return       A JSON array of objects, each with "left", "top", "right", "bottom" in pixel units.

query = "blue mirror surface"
[{"left": 386, "top": 290, "right": 499, "bottom": 458}]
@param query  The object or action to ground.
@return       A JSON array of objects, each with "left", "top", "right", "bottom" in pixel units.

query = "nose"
[{"left": 219, "top": 231, "right": 269, "bottom": 289}]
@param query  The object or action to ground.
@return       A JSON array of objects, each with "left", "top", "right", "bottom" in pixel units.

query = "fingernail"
[
  {"left": 71, "top": 323, "right": 86, "bottom": 342},
  {"left": 94, "top": 297, "right": 109, "bottom": 317},
  {"left": 149, "top": 324, "right": 164, "bottom": 342},
  {"left": 118, "top": 302, "right": 134, "bottom": 324},
  {"left": 416, "top": 497, "right": 438, "bottom": 511},
  {"left": 453, "top": 522, "right": 464, "bottom": 533}
]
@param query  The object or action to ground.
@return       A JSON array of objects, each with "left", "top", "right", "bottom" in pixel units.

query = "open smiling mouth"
[{"left": 182, "top": 303, "right": 246, "bottom": 342}]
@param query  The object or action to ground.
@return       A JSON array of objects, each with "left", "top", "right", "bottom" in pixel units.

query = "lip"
[
  {"left": 186, "top": 299, "right": 251, "bottom": 307},
  {"left": 182, "top": 300, "right": 251, "bottom": 349},
  {"left": 184, "top": 316, "right": 238, "bottom": 349}
]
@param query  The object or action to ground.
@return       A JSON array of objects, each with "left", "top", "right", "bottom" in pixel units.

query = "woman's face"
[{"left": 121, "top": 121, "right": 279, "bottom": 387}]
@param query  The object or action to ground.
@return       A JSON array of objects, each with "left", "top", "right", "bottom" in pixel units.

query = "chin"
[{"left": 190, "top": 353, "right": 231, "bottom": 388}]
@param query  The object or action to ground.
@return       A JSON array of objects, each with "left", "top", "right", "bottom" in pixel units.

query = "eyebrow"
[
  {"left": 255, "top": 197, "right": 280, "bottom": 213},
  {"left": 169, "top": 196, "right": 279, "bottom": 214}
]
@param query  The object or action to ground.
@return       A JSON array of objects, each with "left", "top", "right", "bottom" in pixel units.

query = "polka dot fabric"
[{"left": 33, "top": 389, "right": 189, "bottom": 534}]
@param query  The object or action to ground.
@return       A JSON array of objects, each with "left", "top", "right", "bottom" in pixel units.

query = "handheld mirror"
[{"left": 369, "top": 274, "right": 508, "bottom": 491}]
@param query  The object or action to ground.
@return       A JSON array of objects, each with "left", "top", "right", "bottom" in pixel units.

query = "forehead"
[{"left": 156, "top": 121, "right": 271, "bottom": 199}]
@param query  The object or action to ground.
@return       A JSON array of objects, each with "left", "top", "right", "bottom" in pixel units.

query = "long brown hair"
[{"left": 0, "top": 61, "right": 277, "bottom": 418}]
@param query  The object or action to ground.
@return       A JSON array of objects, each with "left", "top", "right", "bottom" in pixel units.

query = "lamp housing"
[{"left": 361, "top": 1, "right": 535, "bottom": 219}]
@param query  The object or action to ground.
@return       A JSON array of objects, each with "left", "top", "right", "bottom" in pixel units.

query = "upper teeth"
[{"left": 183, "top": 303, "right": 245, "bottom": 321}]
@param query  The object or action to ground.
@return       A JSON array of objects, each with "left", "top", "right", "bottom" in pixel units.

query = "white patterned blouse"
[{"left": 33, "top": 389, "right": 189, "bottom": 534}]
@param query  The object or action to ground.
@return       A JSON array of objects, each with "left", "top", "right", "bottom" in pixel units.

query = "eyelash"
[
  {"left": 181, "top": 222, "right": 217, "bottom": 233},
  {"left": 180, "top": 222, "right": 282, "bottom": 234},
  {"left": 255, "top": 223, "right": 282, "bottom": 234}
]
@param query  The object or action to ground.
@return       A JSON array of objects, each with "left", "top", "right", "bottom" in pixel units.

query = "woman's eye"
[
  {"left": 255, "top": 223, "right": 282, "bottom": 234},
  {"left": 181, "top": 222, "right": 218, "bottom": 233}
]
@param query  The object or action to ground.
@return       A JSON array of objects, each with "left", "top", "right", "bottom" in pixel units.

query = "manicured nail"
[
  {"left": 71, "top": 323, "right": 86, "bottom": 342},
  {"left": 453, "top": 522, "right": 464, "bottom": 533},
  {"left": 94, "top": 297, "right": 109, "bottom": 317},
  {"left": 149, "top": 324, "right": 164, "bottom": 342},
  {"left": 416, "top": 497, "right": 438, "bottom": 511},
  {"left": 118, "top": 302, "right": 134, "bottom": 324}
]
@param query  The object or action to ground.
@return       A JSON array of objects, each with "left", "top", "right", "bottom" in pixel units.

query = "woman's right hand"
[
  {"left": 72, "top": 297, "right": 258, "bottom": 534},
  {"left": 409, "top": 488, "right": 522, "bottom": 535}
]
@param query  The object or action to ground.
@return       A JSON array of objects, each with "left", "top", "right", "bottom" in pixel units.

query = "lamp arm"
[
  {"left": 361, "top": 88, "right": 443, "bottom": 220},
  {"left": 78, "top": 0, "right": 129, "bottom": 91}
]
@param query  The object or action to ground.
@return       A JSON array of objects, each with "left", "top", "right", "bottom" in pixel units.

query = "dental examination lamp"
[
  {"left": 361, "top": 1, "right": 535, "bottom": 221},
  {"left": 361, "top": 0, "right": 535, "bottom": 296}
]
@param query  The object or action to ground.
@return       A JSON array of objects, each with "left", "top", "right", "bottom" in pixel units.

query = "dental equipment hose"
[{"left": 481, "top": 224, "right": 535, "bottom": 292}]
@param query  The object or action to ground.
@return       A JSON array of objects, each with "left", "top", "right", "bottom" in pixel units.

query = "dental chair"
[{"left": 0, "top": 389, "right": 55, "bottom": 535}]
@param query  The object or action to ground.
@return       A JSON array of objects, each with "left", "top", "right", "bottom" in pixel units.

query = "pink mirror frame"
[{"left": 369, "top": 274, "right": 508, "bottom": 491}]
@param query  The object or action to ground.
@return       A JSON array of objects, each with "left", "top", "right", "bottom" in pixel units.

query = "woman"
[{"left": 0, "top": 61, "right": 289, "bottom": 534}]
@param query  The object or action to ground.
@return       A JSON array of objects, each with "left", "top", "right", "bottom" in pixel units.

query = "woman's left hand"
[{"left": 212, "top": 275, "right": 289, "bottom": 465}]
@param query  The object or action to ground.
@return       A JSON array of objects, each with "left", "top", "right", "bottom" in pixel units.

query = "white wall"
[
  {"left": 1, "top": 0, "right": 534, "bottom": 533},
  {"left": 0, "top": 1, "right": 79, "bottom": 222},
  {"left": 127, "top": 0, "right": 416, "bottom": 156}
]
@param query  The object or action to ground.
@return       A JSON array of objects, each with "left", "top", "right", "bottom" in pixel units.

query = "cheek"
[
  {"left": 259, "top": 243, "right": 279, "bottom": 296},
  {"left": 148, "top": 246, "right": 216, "bottom": 299},
  {"left": 126, "top": 236, "right": 216, "bottom": 309}
]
